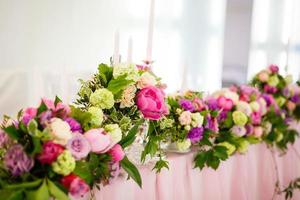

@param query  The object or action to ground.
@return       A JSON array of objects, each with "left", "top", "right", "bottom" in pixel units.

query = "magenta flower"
[
  {"left": 66, "top": 133, "right": 91, "bottom": 160},
  {"left": 136, "top": 86, "right": 169, "bottom": 120},
  {"left": 65, "top": 118, "right": 83, "bottom": 133},
  {"left": 0, "top": 130, "right": 12, "bottom": 148},
  {"left": 69, "top": 177, "right": 90, "bottom": 198},
  {"left": 205, "top": 115, "right": 219, "bottom": 132},
  {"left": 217, "top": 96, "right": 233, "bottom": 111},
  {"left": 206, "top": 98, "right": 219, "bottom": 110},
  {"left": 264, "top": 85, "right": 277, "bottom": 94},
  {"left": 42, "top": 98, "right": 70, "bottom": 119},
  {"left": 108, "top": 144, "right": 125, "bottom": 162},
  {"left": 4, "top": 144, "right": 34, "bottom": 176},
  {"left": 268, "top": 64, "right": 279, "bottom": 73},
  {"left": 251, "top": 112, "right": 262, "bottom": 125},
  {"left": 187, "top": 127, "right": 204, "bottom": 144},
  {"left": 22, "top": 107, "right": 37, "bottom": 125},
  {"left": 37, "top": 141, "right": 64, "bottom": 164},
  {"left": 179, "top": 99, "right": 195, "bottom": 112}
]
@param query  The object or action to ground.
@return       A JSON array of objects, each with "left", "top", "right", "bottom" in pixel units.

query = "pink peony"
[
  {"left": 136, "top": 86, "right": 169, "bottom": 120},
  {"left": 253, "top": 126, "right": 264, "bottom": 137},
  {"left": 108, "top": 144, "right": 125, "bottom": 162},
  {"left": 37, "top": 141, "right": 64, "bottom": 164},
  {"left": 251, "top": 112, "right": 262, "bottom": 125},
  {"left": 84, "top": 129, "right": 112, "bottom": 153},
  {"left": 217, "top": 96, "right": 234, "bottom": 111},
  {"left": 268, "top": 64, "right": 279, "bottom": 73},
  {"left": 258, "top": 71, "right": 269, "bottom": 82},
  {"left": 22, "top": 107, "right": 37, "bottom": 125}
]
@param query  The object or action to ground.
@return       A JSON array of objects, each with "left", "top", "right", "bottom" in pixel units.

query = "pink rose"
[
  {"left": 268, "top": 64, "right": 279, "bottom": 73},
  {"left": 179, "top": 111, "right": 192, "bottom": 125},
  {"left": 250, "top": 112, "right": 262, "bottom": 125},
  {"left": 108, "top": 144, "right": 125, "bottom": 162},
  {"left": 217, "top": 96, "right": 233, "bottom": 111},
  {"left": 84, "top": 129, "right": 112, "bottom": 153},
  {"left": 136, "top": 86, "right": 168, "bottom": 120},
  {"left": 22, "top": 107, "right": 37, "bottom": 125},
  {"left": 37, "top": 141, "right": 64, "bottom": 164},
  {"left": 258, "top": 71, "right": 269, "bottom": 82},
  {"left": 286, "top": 101, "right": 296, "bottom": 111}
]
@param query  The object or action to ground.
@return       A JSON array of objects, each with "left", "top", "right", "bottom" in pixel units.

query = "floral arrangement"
[
  {"left": 1, "top": 61, "right": 300, "bottom": 200},
  {"left": 75, "top": 62, "right": 169, "bottom": 171},
  {"left": 0, "top": 97, "right": 138, "bottom": 199}
]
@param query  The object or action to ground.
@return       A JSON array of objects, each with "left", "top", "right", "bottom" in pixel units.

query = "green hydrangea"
[
  {"left": 90, "top": 88, "right": 114, "bottom": 109},
  {"left": 88, "top": 106, "right": 104, "bottom": 127},
  {"left": 160, "top": 118, "right": 175, "bottom": 129},
  {"left": 232, "top": 111, "right": 248, "bottom": 126},
  {"left": 52, "top": 150, "right": 76, "bottom": 176},
  {"left": 268, "top": 75, "right": 279, "bottom": 87},
  {"left": 104, "top": 124, "right": 122, "bottom": 144},
  {"left": 276, "top": 96, "right": 286, "bottom": 107},
  {"left": 217, "top": 142, "right": 236, "bottom": 155},
  {"left": 176, "top": 139, "right": 191, "bottom": 152},
  {"left": 113, "top": 63, "right": 139, "bottom": 80},
  {"left": 191, "top": 113, "right": 204, "bottom": 127},
  {"left": 237, "top": 140, "right": 249, "bottom": 154}
]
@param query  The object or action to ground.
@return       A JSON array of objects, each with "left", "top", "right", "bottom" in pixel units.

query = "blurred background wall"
[{"left": 0, "top": 0, "right": 300, "bottom": 116}]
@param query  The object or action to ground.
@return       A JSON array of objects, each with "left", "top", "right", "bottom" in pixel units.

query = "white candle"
[
  {"left": 127, "top": 36, "right": 133, "bottom": 63},
  {"left": 180, "top": 63, "right": 188, "bottom": 93},
  {"left": 113, "top": 30, "right": 120, "bottom": 65},
  {"left": 146, "top": 0, "right": 155, "bottom": 62}
]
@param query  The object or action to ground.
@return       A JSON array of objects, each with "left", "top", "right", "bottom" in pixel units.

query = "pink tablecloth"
[{"left": 93, "top": 141, "right": 300, "bottom": 200}]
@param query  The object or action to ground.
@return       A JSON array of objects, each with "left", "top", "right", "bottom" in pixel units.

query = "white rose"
[
  {"left": 49, "top": 118, "right": 72, "bottom": 145},
  {"left": 191, "top": 113, "right": 204, "bottom": 127}
]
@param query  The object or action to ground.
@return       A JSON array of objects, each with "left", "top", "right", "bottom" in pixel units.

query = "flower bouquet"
[
  {"left": 75, "top": 62, "right": 169, "bottom": 168},
  {"left": 0, "top": 97, "right": 138, "bottom": 200},
  {"left": 250, "top": 65, "right": 300, "bottom": 151}
]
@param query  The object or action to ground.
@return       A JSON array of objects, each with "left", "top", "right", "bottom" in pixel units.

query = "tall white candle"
[
  {"left": 146, "top": 0, "right": 155, "bottom": 62},
  {"left": 127, "top": 36, "right": 133, "bottom": 63},
  {"left": 113, "top": 30, "right": 120, "bottom": 65}
]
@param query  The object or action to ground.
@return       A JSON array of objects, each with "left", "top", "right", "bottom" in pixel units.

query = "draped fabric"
[{"left": 90, "top": 140, "right": 300, "bottom": 200}]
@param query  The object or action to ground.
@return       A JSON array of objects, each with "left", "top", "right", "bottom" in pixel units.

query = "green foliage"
[
  {"left": 25, "top": 179, "right": 49, "bottom": 200},
  {"left": 3, "top": 125, "right": 21, "bottom": 140},
  {"left": 107, "top": 74, "right": 134, "bottom": 95},
  {"left": 70, "top": 106, "right": 92, "bottom": 131},
  {"left": 283, "top": 177, "right": 300, "bottom": 199},
  {"left": 98, "top": 63, "right": 113, "bottom": 87},
  {"left": 47, "top": 179, "right": 69, "bottom": 200},
  {"left": 119, "top": 119, "right": 144, "bottom": 148},
  {"left": 120, "top": 156, "right": 142, "bottom": 188},
  {"left": 152, "top": 158, "right": 169, "bottom": 173}
]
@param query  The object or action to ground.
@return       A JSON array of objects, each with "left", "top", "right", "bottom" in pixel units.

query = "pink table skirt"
[{"left": 93, "top": 141, "right": 300, "bottom": 200}]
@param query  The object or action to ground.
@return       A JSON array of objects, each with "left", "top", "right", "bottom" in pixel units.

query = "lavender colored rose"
[
  {"left": 67, "top": 133, "right": 91, "bottom": 160},
  {"left": 4, "top": 144, "right": 34, "bottom": 176},
  {"left": 179, "top": 99, "right": 195, "bottom": 112},
  {"left": 187, "top": 127, "right": 204, "bottom": 144},
  {"left": 65, "top": 117, "right": 83, "bottom": 133}
]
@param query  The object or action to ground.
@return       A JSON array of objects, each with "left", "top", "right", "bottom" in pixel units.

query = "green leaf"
[
  {"left": 47, "top": 179, "right": 69, "bottom": 200},
  {"left": 141, "top": 140, "right": 158, "bottom": 162},
  {"left": 25, "top": 179, "right": 49, "bottom": 200},
  {"left": 37, "top": 101, "right": 47, "bottom": 115},
  {"left": 119, "top": 119, "right": 144, "bottom": 148},
  {"left": 213, "top": 146, "right": 228, "bottom": 161},
  {"left": 107, "top": 75, "right": 134, "bottom": 95},
  {"left": 120, "top": 156, "right": 142, "bottom": 188},
  {"left": 206, "top": 152, "right": 220, "bottom": 170},
  {"left": 70, "top": 106, "right": 92, "bottom": 131},
  {"left": 29, "top": 136, "right": 42, "bottom": 155},
  {"left": 73, "top": 160, "right": 93, "bottom": 185},
  {"left": 98, "top": 63, "right": 113, "bottom": 86},
  {"left": 54, "top": 96, "right": 62, "bottom": 106},
  {"left": 27, "top": 119, "right": 38, "bottom": 136},
  {"left": 3, "top": 125, "right": 21, "bottom": 140},
  {"left": 4, "top": 179, "right": 42, "bottom": 190},
  {"left": 152, "top": 159, "right": 169, "bottom": 173},
  {"left": 0, "top": 189, "right": 24, "bottom": 200},
  {"left": 194, "top": 152, "right": 208, "bottom": 170}
]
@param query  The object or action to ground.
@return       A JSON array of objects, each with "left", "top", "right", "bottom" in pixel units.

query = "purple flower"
[
  {"left": 66, "top": 133, "right": 91, "bottom": 160},
  {"left": 291, "top": 95, "right": 300, "bottom": 104},
  {"left": 0, "top": 130, "right": 11, "bottom": 148},
  {"left": 180, "top": 99, "right": 195, "bottom": 112},
  {"left": 39, "top": 110, "right": 53, "bottom": 127},
  {"left": 4, "top": 144, "right": 34, "bottom": 176},
  {"left": 218, "top": 110, "right": 228, "bottom": 122},
  {"left": 22, "top": 107, "right": 37, "bottom": 125},
  {"left": 245, "top": 124, "right": 254, "bottom": 135},
  {"left": 264, "top": 85, "right": 277, "bottom": 94},
  {"left": 206, "top": 98, "right": 219, "bottom": 110},
  {"left": 282, "top": 87, "right": 291, "bottom": 98},
  {"left": 231, "top": 125, "right": 246, "bottom": 137},
  {"left": 187, "top": 127, "right": 204, "bottom": 144},
  {"left": 205, "top": 115, "right": 219, "bottom": 132},
  {"left": 262, "top": 94, "right": 274, "bottom": 107},
  {"left": 65, "top": 118, "right": 83, "bottom": 133}
]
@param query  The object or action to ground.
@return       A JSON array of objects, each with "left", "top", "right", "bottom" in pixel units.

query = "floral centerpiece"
[
  {"left": 75, "top": 62, "right": 169, "bottom": 171},
  {"left": 250, "top": 65, "right": 300, "bottom": 151},
  {"left": 0, "top": 97, "right": 135, "bottom": 200}
]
